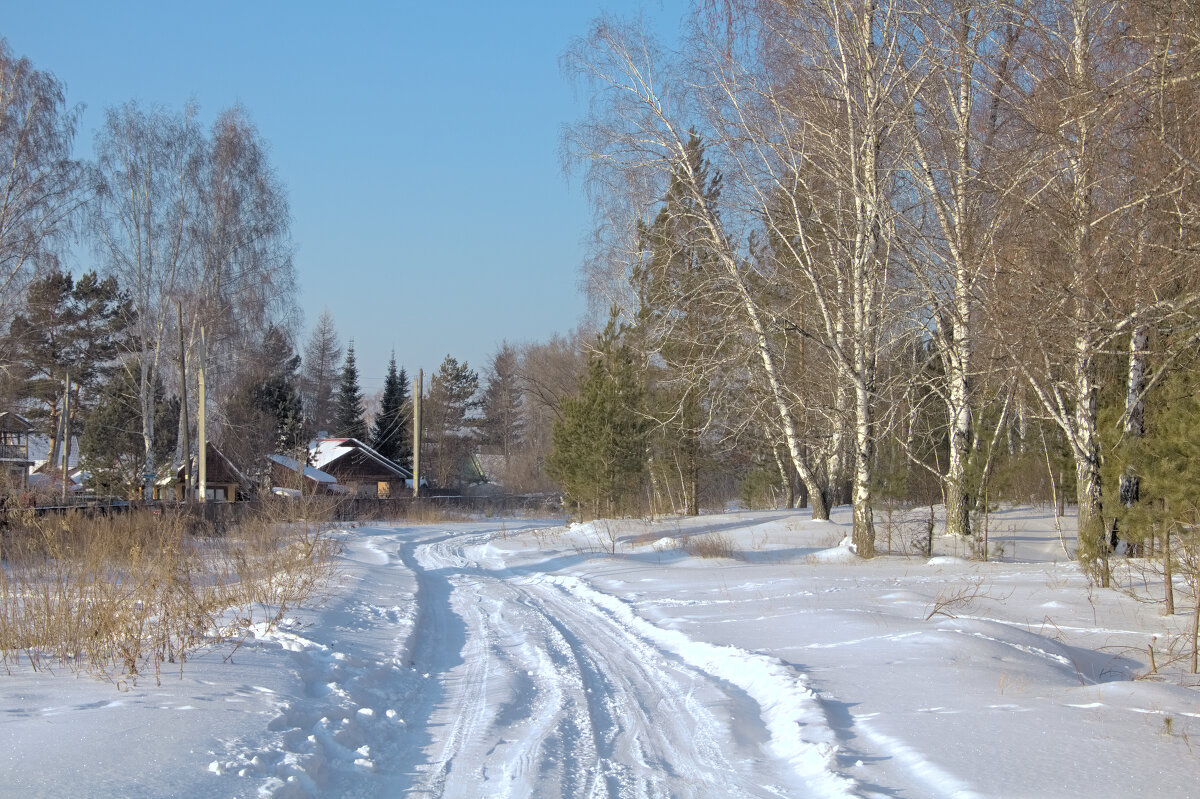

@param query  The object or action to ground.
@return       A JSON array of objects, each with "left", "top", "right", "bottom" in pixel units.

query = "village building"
[
  {"left": 267, "top": 453, "right": 344, "bottom": 496},
  {"left": 0, "top": 412, "right": 34, "bottom": 494},
  {"left": 309, "top": 438, "right": 414, "bottom": 498},
  {"left": 155, "top": 442, "right": 250, "bottom": 502}
]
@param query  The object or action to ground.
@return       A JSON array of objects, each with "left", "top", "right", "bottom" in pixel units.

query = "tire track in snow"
[{"left": 527, "top": 573, "right": 860, "bottom": 799}]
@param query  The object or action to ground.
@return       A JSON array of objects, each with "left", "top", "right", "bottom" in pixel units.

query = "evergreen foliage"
[
  {"left": 333, "top": 341, "right": 367, "bottom": 441},
  {"left": 7, "top": 269, "right": 126, "bottom": 441},
  {"left": 480, "top": 343, "right": 524, "bottom": 464},
  {"left": 424, "top": 355, "right": 481, "bottom": 488},
  {"left": 372, "top": 353, "right": 411, "bottom": 468},
  {"left": 221, "top": 325, "right": 306, "bottom": 479},
  {"left": 548, "top": 316, "right": 649, "bottom": 518},
  {"left": 80, "top": 365, "right": 178, "bottom": 496},
  {"left": 632, "top": 132, "right": 722, "bottom": 516}
]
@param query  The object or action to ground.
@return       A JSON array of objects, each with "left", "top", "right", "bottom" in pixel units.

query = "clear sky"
[{"left": 4, "top": 1, "right": 687, "bottom": 394}]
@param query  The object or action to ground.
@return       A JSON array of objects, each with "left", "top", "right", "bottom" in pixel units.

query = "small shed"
[
  {"left": 309, "top": 438, "right": 413, "bottom": 498},
  {"left": 0, "top": 412, "right": 34, "bottom": 494}
]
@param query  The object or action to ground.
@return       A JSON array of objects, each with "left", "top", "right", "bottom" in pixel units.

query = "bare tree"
[
  {"left": 898, "top": 1, "right": 1025, "bottom": 538},
  {"left": 0, "top": 40, "right": 84, "bottom": 372},
  {"left": 182, "top": 105, "right": 296, "bottom": 442},
  {"left": 692, "top": 0, "right": 916, "bottom": 554},
  {"left": 91, "top": 102, "right": 202, "bottom": 497}
]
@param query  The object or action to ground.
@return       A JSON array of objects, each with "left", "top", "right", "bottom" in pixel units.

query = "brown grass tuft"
[{"left": 0, "top": 504, "right": 339, "bottom": 684}]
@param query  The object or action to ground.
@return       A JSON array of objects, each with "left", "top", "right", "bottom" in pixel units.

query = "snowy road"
[
  {"left": 234, "top": 522, "right": 853, "bottom": 798},
  {"left": 8, "top": 510, "right": 1198, "bottom": 798}
]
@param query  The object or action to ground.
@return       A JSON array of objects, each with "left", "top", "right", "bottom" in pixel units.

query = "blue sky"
[{"left": 4, "top": 1, "right": 686, "bottom": 393}]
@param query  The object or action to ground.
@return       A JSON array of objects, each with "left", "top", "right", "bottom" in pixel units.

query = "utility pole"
[
  {"left": 412, "top": 369, "right": 422, "bottom": 498},
  {"left": 176, "top": 301, "right": 191, "bottom": 501},
  {"left": 198, "top": 326, "right": 207, "bottom": 503},
  {"left": 60, "top": 371, "right": 71, "bottom": 503}
]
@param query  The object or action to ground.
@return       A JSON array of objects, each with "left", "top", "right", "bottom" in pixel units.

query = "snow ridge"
[{"left": 537, "top": 574, "right": 860, "bottom": 799}]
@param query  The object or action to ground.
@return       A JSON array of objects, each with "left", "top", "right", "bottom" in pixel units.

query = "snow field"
[{"left": 1, "top": 506, "right": 1198, "bottom": 798}]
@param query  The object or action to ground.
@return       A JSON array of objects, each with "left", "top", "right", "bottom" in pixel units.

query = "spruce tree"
[
  {"left": 424, "top": 355, "right": 481, "bottom": 488},
  {"left": 372, "top": 353, "right": 411, "bottom": 467},
  {"left": 333, "top": 342, "right": 367, "bottom": 440},
  {"left": 547, "top": 316, "right": 649, "bottom": 518},
  {"left": 481, "top": 343, "right": 524, "bottom": 465}
]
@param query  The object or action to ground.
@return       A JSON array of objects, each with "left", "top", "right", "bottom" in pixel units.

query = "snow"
[
  {"left": 1, "top": 505, "right": 1198, "bottom": 797},
  {"left": 266, "top": 454, "right": 338, "bottom": 484}
]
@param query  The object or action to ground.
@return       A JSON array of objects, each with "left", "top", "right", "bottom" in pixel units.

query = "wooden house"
[
  {"left": 267, "top": 453, "right": 343, "bottom": 496},
  {"left": 155, "top": 442, "right": 249, "bottom": 502},
  {"left": 0, "top": 412, "right": 34, "bottom": 494},
  {"left": 309, "top": 438, "right": 413, "bottom": 498}
]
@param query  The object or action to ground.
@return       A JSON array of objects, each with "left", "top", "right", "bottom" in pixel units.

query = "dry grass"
[
  {"left": 404, "top": 500, "right": 474, "bottom": 524},
  {"left": 681, "top": 532, "right": 739, "bottom": 560},
  {"left": 0, "top": 504, "right": 340, "bottom": 684}
]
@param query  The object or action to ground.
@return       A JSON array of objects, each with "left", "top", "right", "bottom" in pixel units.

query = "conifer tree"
[
  {"left": 301, "top": 309, "right": 342, "bottom": 434},
  {"left": 481, "top": 343, "right": 524, "bottom": 466},
  {"left": 424, "top": 355, "right": 481, "bottom": 488},
  {"left": 80, "top": 364, "right": 178, "bottom": 496},
  {"left": 333, "top": 342, "right": 367, "bottom": 440},
  {"left": 8, "top": 268, "right": 126, "bottom": 454},
  {"left": 548, "top": 316, "right": 649, "bottom": 518},
  {"left": 372, "top": 353, "right": 411, "bottom": 467}
]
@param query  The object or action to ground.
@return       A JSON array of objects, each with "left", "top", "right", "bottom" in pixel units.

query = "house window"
[
  {"left": 205, "top": 487, "right": 227, "bottom": 502},
  {"left": 377, "top": 481, "right": 390, "bottom": 499}
]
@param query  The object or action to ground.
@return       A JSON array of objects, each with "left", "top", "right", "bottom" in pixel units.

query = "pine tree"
[
  {"left": 8, "top": 269, "right": 126, "bottom": 455},
  {"left": 333, "top": 341, "right": 367, "bottom": 440},
  {"left": 80, "top": 364, "right": 178, "bottom": 496},
  {"left": 547, "top": 316, "right": 649, "bottom": 518},
  {"left": 372, "top": 353, "right": 411, "bottom": 467},
  {"left": 631, "top": 132, "right": 721, "bottom": 516}
]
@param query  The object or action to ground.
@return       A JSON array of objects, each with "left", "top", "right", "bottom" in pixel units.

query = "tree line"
[
  {"left": 0, "top": 37, "right": 582, "bottom": 499},
  {"left": 547, "top": 0, "right": 1200, "bottom": 581}
]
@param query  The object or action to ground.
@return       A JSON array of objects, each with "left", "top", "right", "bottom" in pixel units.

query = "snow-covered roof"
[
  {"left": 309, "top": 438, "right": 413, "bottom": 479},
  {"left": 268, "top": 454, "right": 338, "bottom": 484}
]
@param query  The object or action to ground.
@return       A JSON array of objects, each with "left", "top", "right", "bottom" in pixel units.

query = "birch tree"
[
  {"left": 91, "top": 102, "right": 201, "bottom": 498},
  {"left": 563, "top": 17, "right": 838, "bottom": 527},
  {"left": 899, "top": 0, "right": 1025, "bottom": 538},
  {"left": 0, "top": 40, "right": 84, "bottom": 369},
  {"left": 696, "top": 0, "right": 914, "bottom": 554}
]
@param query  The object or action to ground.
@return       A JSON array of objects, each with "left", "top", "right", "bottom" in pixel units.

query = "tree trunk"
[
  {"left": 852, "top": 372, "right": 876, "bottom": 558},
  {"left": 945, "top": 346, "right": 973, "bottom": 538},
  {"left": 1072, "top": 338, "right": 1107, "bottom": 585},
  {"left": 1117, "top": 325, "right": 1148, "bottom": 551}
]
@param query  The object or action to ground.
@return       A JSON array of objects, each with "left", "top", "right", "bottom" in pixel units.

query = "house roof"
[
  {"left": 267, "top": 454, "right": 338, "bottom": 484},
  {"left": 310, "top": 438, "right": 413, "bottom": 480},
  {"left": 0, "top": 412, "right": 33, "bottom": 433},
  {"left": 156, "top": 443, "right": 250, "bottom": 487}
]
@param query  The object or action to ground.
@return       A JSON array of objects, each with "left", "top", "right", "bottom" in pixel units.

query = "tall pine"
[
  {"left": 333, "top": 341, "right": 367, "bottom": 440},
  {"left": 372, "top": 353, "right": 411, "bottom": 468}
]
